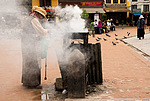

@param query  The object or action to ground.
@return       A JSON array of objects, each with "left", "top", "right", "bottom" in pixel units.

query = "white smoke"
[
  {"left": 43, "top": 5, "right": 86, "bottom": 63},
  {"left": 0, "top": 0, "right": 86, "bottom": 64},
  {"left": 44, "top": 5, "right": 86, "bottom": 40},
  {"left": 0, "top": 0, "right": 25, "bottom": 39},
  {"left": 55, "top": 5, "right": 85, "bottom": 32},
  {"left": 0, "top": 0, "right": 18, "bottom": 13}
]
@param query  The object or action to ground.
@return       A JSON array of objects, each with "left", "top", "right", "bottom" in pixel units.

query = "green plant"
[
  {"left": 81, "top": 9, "right": 89, "bottom": 19},
  {"left": 121, "top": 20, "right": 124, "bottom": 24},
  {"left": 90, "top": 22, "right": 94, "bottom": 30},
  {"left": 102, "top": 14, "right": 107, "bottom": 21}
]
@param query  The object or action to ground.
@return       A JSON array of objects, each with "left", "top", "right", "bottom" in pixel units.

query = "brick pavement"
[
  {"left": 122, "top": 32, "right": 150, "bottom": 61},
  {"left": 66, "top": 26, "right": 150, "bottom": 100},
  {"left": 0, "top": 40, "right": 61, "bottom": 101},
  {"left": 0, "top": 26, "right": 150, "bottom": 101}
]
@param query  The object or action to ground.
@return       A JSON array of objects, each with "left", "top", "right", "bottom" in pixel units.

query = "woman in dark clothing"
[{"left": 137, "top": 15, "right": 145, "bottom": 40}]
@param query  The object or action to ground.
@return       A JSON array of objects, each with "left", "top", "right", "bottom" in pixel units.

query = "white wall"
[{"left": 130, "top": 0, "right": 150, "bottom": 13}]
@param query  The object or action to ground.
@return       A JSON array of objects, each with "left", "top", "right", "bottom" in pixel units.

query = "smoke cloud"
[
  {"left": 44, "top": 5, "right": 86, "bottom": 63},
  {"left": 0, "top": 0, "right": 25, "bottom": 39},
  {"left": 0, "top": 0, "right": 86, "bottom": 68}
]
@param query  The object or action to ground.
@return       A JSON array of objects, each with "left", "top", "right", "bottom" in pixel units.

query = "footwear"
[
  {"left": 142, "top": 37, "right": 144, "bottom": 39},
  {"left": 139, "top": 38, "right": 141, "bottom": 40}
]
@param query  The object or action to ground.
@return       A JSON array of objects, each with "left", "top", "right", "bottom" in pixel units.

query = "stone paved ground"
[
  {"left": 66, "top": 26, "right": 150, "bottom": 100},
  {"left": 0, "top": 40, "right": 61, "bottom": 101},
  {"left": 0, "top": 26, "right": 150, "bottom": 101},
  {"left": 122, "top": 33, "right": 150, "bottom": 61}
]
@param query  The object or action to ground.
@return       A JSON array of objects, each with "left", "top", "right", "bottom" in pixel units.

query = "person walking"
[
  {"left": 21, "top": 6, "right": 48, "bottom": 88},
  {"left": 137, "top": 15, "right": 145, "bottom": 40}
]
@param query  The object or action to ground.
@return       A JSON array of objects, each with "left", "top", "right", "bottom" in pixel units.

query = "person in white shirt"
[
  {"left": 107, "top": 19, "right": 111, "bottom": 31},
  {"left": 21, "top": 6, "right": 48, "bottom": 88},
  {"left": 93, "top": 19, "right": 98, "bottom": 34}
]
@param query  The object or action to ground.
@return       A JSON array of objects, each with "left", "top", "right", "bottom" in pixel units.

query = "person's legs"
[
  {"left": 92, "top": 30, "right": 95, "bottom": 37},
  {"left": 102, "top": 27, "right": 105, "bottom": 33},
  {"left": 96, "top": 27, "right": 99, "bottom": 34},
  {"left": 105, "top": 27, "right": 107, "bottom": 33},
  {"left": 113, "top": 26, "right": 115, "bottom": 31},
  {"left": 142, "top": 36, "right": 144, "bottom": 39},
  {"left": 107, "top": 27, "right": 110, "bottom": 32},
  {"left": 137, "top": 29, "right": 140, "bottom": 40},
  {"left": 142, "top": 29, "right": 145, "bottom": 39},
  {"left": 99, "top": 27, "right": 101, "bottom": 34},
  {"left": 108, "top": 26, "right": 110, "bottom": 31},
  {"left": 138, "top": 29, "right": 145, "bottom": 40},
  {"left": 110, "top": 26, "right": 113, "bottom": 31},
  {"left": 94, "top": 27, "right": 96, "bottom": 34}
]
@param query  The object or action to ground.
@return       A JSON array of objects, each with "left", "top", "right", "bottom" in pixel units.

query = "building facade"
[
  {"left": 130, "top": 0, "right": 150, "bottom": 14},
  {"left": 103, "top": 0, "right": 130, "bottom": 24},
  {"left": 32, "top": 0, "right": 58, "bottom": 7},
  {"left": 59, "top": 0, "right": 105, "bottom": 21},
  {"left": 30, "top": 0, "right": 105, "bottom": 21},
  {"left": 129, "top": 0, "right": 150, "bottom": 25}
]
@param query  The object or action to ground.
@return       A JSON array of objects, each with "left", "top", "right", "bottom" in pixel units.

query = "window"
[
  {"left": 113, "top": 0, "right": 118, "bottom": 3},
  {"left": 120, "top": 0, "right": 125, "bottom": 3},
  {"left": 143, "top": 5, "right": 149, "bottom": 12},
  {"left": 106, "top": 0, "right": 111, "bottom": 3},
  {"left": 132, "top": 5, "right": 137, "bottom": 12},
  {"left": 132, "top": 0, "right": 137, "bottom": 2},
  {"left": 40, "top": 0, "right": 51, "bottom": 6},
  {"left": 132, "top": 5, "right": 137, "bottom": 9}
]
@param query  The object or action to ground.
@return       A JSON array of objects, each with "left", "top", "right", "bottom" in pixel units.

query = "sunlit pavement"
[
  {"left": 0, "top": 26, "right": 150, "bottom": 101},
  {"left": 66, "top": 26, "right": 150, "bottom": 100},
  {"left": 0, "top": 39, "right": 61, "bottom": 101},
  {"left": 122, "top": 33, "right": 150, "bottom": 61}
]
